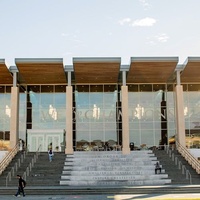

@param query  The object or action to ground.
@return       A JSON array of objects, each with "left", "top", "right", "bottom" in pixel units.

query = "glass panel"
[
  {"left": 0, "top": 87, "right": 11, "bottom": 149},
  {"left": 128, "top": 84, "right": 138, "bottom": 92},
  {"left": 55, "top": 85, "right": 66, "bottom": 93},
  {"left": 188, "top": 84, "right": 200, "bottom": 91},
  {"left": 75, "top": 85, "right": 118, "bottom": 147},
  {"left": 29, "top": 85, "right": 66, "bottom": 130},
  {"left": 129, "top": 85, "right": 171, "bottom": 148},
  {"left": 0, "top": 86, "right": 5, "bottom": 93},
  {"left": 139, "top": 84, "right": 152, "bottom": 92}
]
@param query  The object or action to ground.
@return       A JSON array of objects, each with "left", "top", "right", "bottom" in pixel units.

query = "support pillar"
[
  {"left": 65, "top": 86, "right": 74, "bottom": 154},
  {"left": 175, "top": 85, "right": 186, "bottom": 147},
  {"left": 121, "top": 86, "right": 130, "bottom": 154},
  {"left": 10, "top": 87, "right": 19, "bottom": 149}
]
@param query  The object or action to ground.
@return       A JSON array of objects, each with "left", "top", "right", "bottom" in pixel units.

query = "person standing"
[{"left": 14, "top": 175, "right": 26, "bottom": 197}]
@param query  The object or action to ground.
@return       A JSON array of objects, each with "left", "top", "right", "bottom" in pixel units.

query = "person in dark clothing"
[
  {"left": 155, "top": 162, "right": 162, "bottom": 174},
  {"left": 14, "top": 175, "right": 26, "bottom": 197}
]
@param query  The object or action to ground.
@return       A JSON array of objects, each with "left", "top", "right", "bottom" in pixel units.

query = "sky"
[{"left": 1, "top": 0, "right": 200, "bottom": 66}]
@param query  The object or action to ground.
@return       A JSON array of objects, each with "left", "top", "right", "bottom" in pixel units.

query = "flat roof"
[
  {"left": 15, "top": 58, "right": 67, "bottom": 84},
  {"left": 127, "top": 57, "right": 179, "bottom": 83},
  {"left": 0, "top": 59, "right": 13, "bottom": 84},
  {"left": 1, "top": 56, "right": 200, "bottom": 85},
  {"left": 181, "top": 57, "right": 200, "bottom": 83},
  {"left": 73, "top": 57, "right": 121, "bottom": 84}
]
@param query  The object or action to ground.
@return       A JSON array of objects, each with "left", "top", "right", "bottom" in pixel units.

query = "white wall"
[
  {"left": 189, "top": 149, "right": 200, "bottom": 159},
  {"left": 0, "top": 151, "right": 8, "bottom": 161}
]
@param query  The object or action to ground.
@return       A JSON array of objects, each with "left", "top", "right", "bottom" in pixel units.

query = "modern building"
[{"left": 0, "top": 56, "right": 200, "bottom": 154}]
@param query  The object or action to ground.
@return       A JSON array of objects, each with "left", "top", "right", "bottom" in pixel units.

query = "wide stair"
[
  {"left": 60, "top": 150, "right": 171, "bottom": 186},
  {"left": 0, "top": 151, "right": 66, "bottom": 187},
  {"left": 154, "top": 148, "right": 200, "bottom": 184},
  {"left": 26, "top": 152, "right": 66, "bottom": 186}
]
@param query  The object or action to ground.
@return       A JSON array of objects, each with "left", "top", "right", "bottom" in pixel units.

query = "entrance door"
[
  {"left": 28, "top": 134, "right": 45, "bottom": 152},
  {"left": 27, "top": 129, "right": 64, "bottom": 152},
  {"left": 47, "top": 135, "right": 61, "bottom": 151}
]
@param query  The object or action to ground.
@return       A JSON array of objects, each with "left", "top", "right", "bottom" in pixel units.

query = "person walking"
[
  {"left": 48, "top": 149, "right": 54, "bottom": 162},
  {"left": 14, "top": 175, "right": 26, "bottom": 197}
]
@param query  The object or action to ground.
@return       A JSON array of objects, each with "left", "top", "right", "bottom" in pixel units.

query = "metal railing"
[
  {"left": 0, "top": 142, "right": 19, "bottom": 175},
  {"left": 5, "top": 150, "right": 27, "bottom": 187},
  {"left": 5, "top": 145, "right": 41, "bottom": 187},
  {"left": 22, "top": 145, "right": 41, "bottom": 181},
  {"left": 176, "top": 141, "right": 200, "bottom": 174},
  {"left": 165, "top": 144, "right": 192, "bottom": 184}
]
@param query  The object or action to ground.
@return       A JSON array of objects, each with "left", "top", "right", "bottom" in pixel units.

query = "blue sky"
[{"left": 1, "top": 0, "right": 200, "bottom": 66}]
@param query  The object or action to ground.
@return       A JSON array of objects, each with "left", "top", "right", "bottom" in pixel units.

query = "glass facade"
[
  {"left": 128, "top": 84, "right": 174, "bottom": 149},
  {"left": 74, "top": 85, "right": 119, "bottom": 150},
  {"left": 0, "top": 86, "right": 11, "bottom": 150},
  {"left": 183, "top": 84, "right": 200, "bottom": 148},
  {"left": 27, "top": 85, "right": 66, "bottom": 129},
  {"left": 1, "top": 82, "right": 200, "bottom": 151}
]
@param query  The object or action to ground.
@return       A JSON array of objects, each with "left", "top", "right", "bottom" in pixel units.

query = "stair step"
[{"left": 60, "top": 179, "right": 171, "bottom": 186}]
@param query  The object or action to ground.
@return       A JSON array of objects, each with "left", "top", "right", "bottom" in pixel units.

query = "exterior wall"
[{"left": 2, "top": 82, "right": 200, "bottom": 152}]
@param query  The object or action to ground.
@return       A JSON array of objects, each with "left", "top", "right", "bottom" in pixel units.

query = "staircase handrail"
[
  {"left": 0, "top": 142, "right": 19, "bottom": 175},
  {"left": 176, "top": 141, "right": 200, "bottom": 174},
  {"left": 171, "top": 152, "right": 192, "bottom": 184},
  {"left": 23, "top": 145, "right": 41, "bottom": 180},
  {"left": 5, "top": 150, "right": 27, "bottom": 187}
]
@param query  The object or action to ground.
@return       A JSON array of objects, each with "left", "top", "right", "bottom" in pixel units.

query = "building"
[{"left": 0, "top": 56, "right": 200, "bottom": 154}]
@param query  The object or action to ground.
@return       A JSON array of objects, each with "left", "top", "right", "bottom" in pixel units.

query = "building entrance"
[{"left": 27, "top": 129, "right": 65, "bottom": 152}]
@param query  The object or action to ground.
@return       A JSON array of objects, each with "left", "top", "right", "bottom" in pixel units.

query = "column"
[
  {"left": 121, "top": 85, "right": 130, "bottom": 154},
  {"left": 10, "top": 87, "right": 19, "bottom": 149},
  {"left": 65, "top": 85, "right": 74, "bottom": 154},
  {"left": 175, "top": 85, "right": 186, "bottom": 147},
  {"left": 175, "top": 70, "right": 186, "bottom": 147}
]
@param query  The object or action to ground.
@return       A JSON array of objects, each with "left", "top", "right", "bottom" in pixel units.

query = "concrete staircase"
[
  {"left": 0, "top": 151, "right": 66, "bottom": 187},
  {"left": 0, "top": 151, "right": 35, "bottom": 187},
  {"left": 60, "top": 150, "right": 171, "bottom": 186},
  {"left": 27, "top": 152, "right": 66, "bottom": 186},
  {"left": 154, "top": 148, "right": 200, "bottom": 184}
]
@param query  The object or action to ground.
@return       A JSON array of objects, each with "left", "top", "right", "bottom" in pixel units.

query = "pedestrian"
[
  {"left": 14, "top": 175, "right": 26, "bottom": 197},
  {"left": 48, "top": 149, "right": 54, "bottom": 162},
  {"left": 155, "top": 161, "right": 162, "bottom": 174}
]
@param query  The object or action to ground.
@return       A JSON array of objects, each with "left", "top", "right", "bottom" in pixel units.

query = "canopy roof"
[
  {"left": 1, "top": 56, "right": 200, "bottom": 85},
  {"left": 127, "top": 57, "right": 179, "bottom": 83},
  {"left": 0, "top": 59, "right": 13, "bottom": 84},
  {"left": 73, "top": 57, "right": 121, "bottom": 84},
  {"left": 181, "top": 57, "right": 200, "bottom": 83},
  {"left": 15, "top": 58, "right": 66, "bottom": 84}
]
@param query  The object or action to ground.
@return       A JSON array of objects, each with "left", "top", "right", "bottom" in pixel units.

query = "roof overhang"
[
  {"left": 15, "top": 58, "right": 67, "bottom": 84},
  {"left": 0, "top": 59, "right": 13, "bottom": 84},
  {"left": 127, "top": 57, "right": 179, "bottom": 83},
  {"left": 181, "top": 57, "right": 200, "bottom": 83},
  {"left": 73, "top": 57, "right": 121, "bottom": 84}
]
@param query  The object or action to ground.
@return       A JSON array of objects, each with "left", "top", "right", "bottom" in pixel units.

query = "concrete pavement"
[{"left": 2, "top": 193, "right": 200, "bottom": 200}]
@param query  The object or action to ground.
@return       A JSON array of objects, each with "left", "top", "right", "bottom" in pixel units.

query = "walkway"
[{"left": 1, "top": 185, "right": 200, "bottom": 199}]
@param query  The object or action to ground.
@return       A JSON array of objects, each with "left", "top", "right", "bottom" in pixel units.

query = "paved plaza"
[{"left": 1, "top": 193, "right": 200, "bottom": 200}]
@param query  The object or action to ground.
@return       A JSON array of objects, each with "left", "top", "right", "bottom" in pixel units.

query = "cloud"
[
  {"left": 156, "top": 34, "right": 169, "bottom": 43},
  {"left": 139, "top": 0, "right": 151, "bottom": 10},
  {"left": 118, "top": 17, "right": 156, "bottom": 27},
  {"left": 61, "top": 33, "right": 69, "bottom": 37},
  {"left": 118, "top": 18, "right": 131, "bottom": 25},
  {"left": 132, "top": 17, "right": 156, "bottom": 27},
  {"left": 147, "top": 33, "right": 169, "bottom": 45}
]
